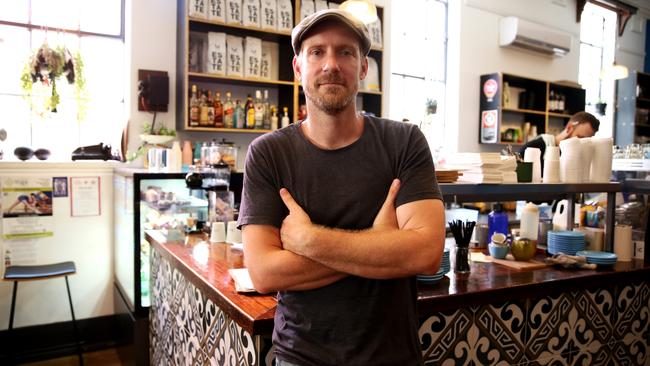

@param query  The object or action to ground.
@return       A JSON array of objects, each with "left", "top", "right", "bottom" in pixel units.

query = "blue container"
[{"left": 488, "top": 203, "right": 509, "bottom": 242}]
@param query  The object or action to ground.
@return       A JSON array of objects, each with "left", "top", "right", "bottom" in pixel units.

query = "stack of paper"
[{"left": 444, "top": 154, "right": 517, "bottom": 184}]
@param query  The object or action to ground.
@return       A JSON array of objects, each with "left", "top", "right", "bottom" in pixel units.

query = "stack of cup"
[
  {"left": 580, "top": 138, "right": 594, "bottom": 183},
  {"left": 524, "top": 147, "right": 542, "bottom": 183},
  {"left": 559, "top": 137, "right": 583, "bottom": 183},
  {"left": 543, "top": 146, "right": 560, "bottom": 183},
  {"left": 210, "top": 221, "right": 226, "bottom": 243},
  {"left": 226, "top": 221, "right": 242, "bottom": 244},
  {"left": 590, "top": 137, "right": 613, "bottom": 182}
]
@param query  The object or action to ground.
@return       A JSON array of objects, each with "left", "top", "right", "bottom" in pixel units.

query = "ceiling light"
[{"left": 340, "top": 0, "right": 378, "bottom": 24}]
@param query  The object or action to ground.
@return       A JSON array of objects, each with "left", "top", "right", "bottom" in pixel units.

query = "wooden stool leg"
[{"left": 64, "top": 276, "right": 84, "bottom": 366}]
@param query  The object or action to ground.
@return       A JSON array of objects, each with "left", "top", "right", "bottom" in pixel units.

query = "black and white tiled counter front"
[{"left": 147, "top": 233, "right": 650, "bottom": 365}]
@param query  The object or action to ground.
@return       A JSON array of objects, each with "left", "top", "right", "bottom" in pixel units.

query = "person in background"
[
  {"left": 519, "top": 111, "right": 600, "bottom": 161},
  {"left": 237, "top": 9, "right": 446, "bottom": 366}
]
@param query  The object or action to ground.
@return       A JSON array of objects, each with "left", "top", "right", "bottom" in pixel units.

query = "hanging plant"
[{"left": 20, "top": 41, "right": 87, "bottom": 120}]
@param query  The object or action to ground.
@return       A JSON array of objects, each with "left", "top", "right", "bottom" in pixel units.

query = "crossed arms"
[{"left": 242, "top": 179, "right": 446, "bottom": 294}]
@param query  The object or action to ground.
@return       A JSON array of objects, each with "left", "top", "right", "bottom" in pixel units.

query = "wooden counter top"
[
  {"left": 146, "top": 231, "right": 650, "bottom": 336},
  {"left": 145, "top": 230, "right": 277, "bottom": 335}
]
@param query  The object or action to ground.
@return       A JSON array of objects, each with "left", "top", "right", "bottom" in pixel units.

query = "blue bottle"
[{"left": 488, "top": 203, "right": 509, "bottom": 242}]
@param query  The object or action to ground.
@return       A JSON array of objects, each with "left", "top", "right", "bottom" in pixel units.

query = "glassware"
[
  {"left": 455, "top": 246, "right": 470, "bottom": 273},
  {"left": 643, "top": 144, "right": 650, "bottom": 159}
]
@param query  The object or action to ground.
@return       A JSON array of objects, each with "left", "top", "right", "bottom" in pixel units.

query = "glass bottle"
[
  {"left": 281, "top": 106, "right": 290, "bottom": 128},
  {"left": 223, "top": 92, "right": 234, "bottom": 128},
  {"left": 234, "top": 99, "right": 245, "bottom": 129},
  {"left": 488, "top": 203, "right": 509, "bottom": 242},
  {"left": 206, "top": 90, "right": 215, "bottom": 127},
  {"left": 189, "top": 85, "right": 200, "bottom": 127},
  {"left": 245, "top": 94, "right": 255, "bottom": 129},
  {"left": 270, "top": 106, "right": 279, "bottom": 130},
  {"left": 262, "top": 90, "right": 271, "bottom": 130},
  {"left": 254, "top": 90, "right": 264, "bottom": 129},
  {"left": 213, "top": 91, "right": 224, "bottom": 128},
  {"left": 199, "top": 89, "right": 210, "bottom": 126}
]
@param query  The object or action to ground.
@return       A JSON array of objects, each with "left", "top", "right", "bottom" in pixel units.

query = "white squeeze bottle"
[{"left": 520, "top": 202, "right": 539, "bottom": 241}]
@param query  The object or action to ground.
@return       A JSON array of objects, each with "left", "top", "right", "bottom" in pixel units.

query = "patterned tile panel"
[
  {"left": 420, "top": 282, "right": 650, "bottom": 365},
  {"left": 151, "top": 248, "right": 649, "bottom": 365}
]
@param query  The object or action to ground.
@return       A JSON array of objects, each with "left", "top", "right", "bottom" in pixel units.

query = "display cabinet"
[
  {"left": 176, "top": 0, "right": 385, "bottom": 133},
  {"left": 615, "top": 70, "right": 650, "bottom": 145},
  {"left": 479, "top": 72, "right": 585, "bottom": 145},
  {"left": 113, "top": 169, "right": 208, "bottom": 365}
]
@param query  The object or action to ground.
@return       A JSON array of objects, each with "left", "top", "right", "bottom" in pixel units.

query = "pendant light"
[
  {"left": 339, "top": 0, "right": 378, "bottom": 24},
  {"left": 600, "top": 63, "right": 629, "bottom": 80}
]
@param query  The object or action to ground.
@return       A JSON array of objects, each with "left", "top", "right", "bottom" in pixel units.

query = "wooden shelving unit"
[
  {"left": 479, "top": 72, "right": 585, "bottom": 145},
  {"left": 177, "top": 1, "right": 385, "bottom": 134}
]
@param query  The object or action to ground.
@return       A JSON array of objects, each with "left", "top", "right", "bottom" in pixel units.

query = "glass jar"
[{"left": 454, "top": 246, "right": 471, "bottom": 273}]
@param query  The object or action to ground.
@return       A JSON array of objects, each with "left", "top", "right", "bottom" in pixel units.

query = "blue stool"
[{"left": 4, "top": 261, "right": 83, "bottom": 365}]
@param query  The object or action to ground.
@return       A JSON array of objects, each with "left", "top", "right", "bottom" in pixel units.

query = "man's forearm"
[
  {"left": 242, "top": 225, "right": 347, "bottom": 293},
  {"left": 296, "top": 225, "right": 443, "bottom": 279}
]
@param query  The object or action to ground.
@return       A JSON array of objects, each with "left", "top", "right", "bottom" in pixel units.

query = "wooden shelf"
[
  {"left": 184, "top": 127, "right": 272, "bottom": 133},
  {"left": 548, "top": 112, "right": 572, "bottom": 118},
  {"left": 502, "top": 107, "right": 546, "bottom": 116},
  {"left": 359, "top": 89, "right": 382, "bottom": 95},
  {"left": 188, "top": 72, "right": 295, "bottom": 86},
  {"left": 188, "top": 17, "right": 292, "bottom": 36}
]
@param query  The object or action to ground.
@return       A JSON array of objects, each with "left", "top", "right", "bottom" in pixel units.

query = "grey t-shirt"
[{"left": 238, "top": 116, "right": 442, "bottom": 365}]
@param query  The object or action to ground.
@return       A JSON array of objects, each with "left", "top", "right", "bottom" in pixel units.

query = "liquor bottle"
[
  {"left": 213, "top": 91, "right": 224, "bottom": 128},
  {"left": 245, "top": 94, "right": 255, "bottom": 129},
  {"left": 281, "top": 106, "right": 290, "bottom": 128},
  {"left": 549, "top": 90, "right": 556, "bottom": 112},
  {"left": 199, "top": 90, "right": 210, "bottom": 126},
  {"left": 234, "top": 99, "right": 245, "bottom": 129},
  {"left": 558, "top": 94, "right": 565, "bottom": 114},
  {"left": 262, "top": 90, "right": 271, "bottom": 130},
  {"left": 223, "top": 92, "right": 234, "bottom": 128},
  {"left": 254, "top": 90, "right": 264, "bottom": 129},
  {"left": 189, "top": 85, "right": 200, "bottom": 127},
  {"left": 206, "top": 90, "right": 215, "bottom": 127},
  {"left": 270, "top": 106, "right": 279, "bottom": 130}
]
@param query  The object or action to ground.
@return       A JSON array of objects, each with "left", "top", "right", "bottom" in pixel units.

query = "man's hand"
[
  {"left": 372, "top": 179, "right": 400, "bottom": 231},
  {"left": 279, "top": 188, "right": 315, "bottom": 255}
]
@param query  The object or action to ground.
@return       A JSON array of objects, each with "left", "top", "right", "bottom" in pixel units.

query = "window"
[
  {"left": 0, "top": 0, "right": 124, "bottom": 161},
  {"left": 578, "top": 2, "right": 617, "bottom": 137},
  {"left": 388, "top": 0, "right": 447, "bottom": 153}
]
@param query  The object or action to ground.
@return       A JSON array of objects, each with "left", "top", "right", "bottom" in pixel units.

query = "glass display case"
[{"left": 114, "top": 169, "right": 209, "bottom": 316}]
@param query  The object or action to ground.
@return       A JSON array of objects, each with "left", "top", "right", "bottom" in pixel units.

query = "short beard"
[{"left": 308, "top": 90, "right": 355, "bottom": 115}]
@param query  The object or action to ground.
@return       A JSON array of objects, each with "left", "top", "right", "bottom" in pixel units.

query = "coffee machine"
[{"left": 185, "top": 163, "right": 235, "bottom": 232}]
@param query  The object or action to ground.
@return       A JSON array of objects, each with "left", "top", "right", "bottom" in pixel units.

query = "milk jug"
[{"left": 520, "top": 202, "right": 539, "bottom": 241}]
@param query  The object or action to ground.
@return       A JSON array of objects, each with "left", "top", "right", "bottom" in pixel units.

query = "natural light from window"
[
  {"left": 578, "top": 2, "right": 616, "bottom": 138},
  {"left": 388, "top": 0, "right": 447, "bottom": 157},
  {"left": 0, "top": 0, "right": 124, "bottom": 162}
]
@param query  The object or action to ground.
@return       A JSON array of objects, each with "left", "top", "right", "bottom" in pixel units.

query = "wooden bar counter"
[{"left": 147, "top": 231, "right": 650, "bottom": 365}]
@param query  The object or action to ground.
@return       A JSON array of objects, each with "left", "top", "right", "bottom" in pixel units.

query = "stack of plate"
[
  {"left": 576, "top": 250, "right": 617, "bottom": 266},
  {"left": 417, "top": 248, "right": 450, "bottom": 284},
  {"left": 547, "top": 231, "right": 586, "bottom": 255}
]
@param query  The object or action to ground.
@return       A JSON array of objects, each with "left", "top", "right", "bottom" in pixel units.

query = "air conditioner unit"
[{"left": 499, "top": 16, "right": 572, "bottom": 57}]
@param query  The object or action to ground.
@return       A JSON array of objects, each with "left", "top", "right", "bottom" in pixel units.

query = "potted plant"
[
  {"left": 426, "top": 99, "right": 438, "bottom": 115},
  {"left": 20, "top": 41, "right": 87, "bottom": 119}
]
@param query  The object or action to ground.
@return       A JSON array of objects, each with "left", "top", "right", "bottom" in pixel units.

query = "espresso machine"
[{"left": 185, "top": 140, "right": 239, "bottom": 232}]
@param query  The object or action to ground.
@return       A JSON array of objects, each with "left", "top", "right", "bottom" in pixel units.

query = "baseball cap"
[{"left": 291, "top": 9, "right": 372, "bottom": 56}]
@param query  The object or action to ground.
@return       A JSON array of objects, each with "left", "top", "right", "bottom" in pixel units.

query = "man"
[
  {"left": 238, "top": 9, "right": 445, "bottom": 365},
  {"left": 519, "top": 111, "right": 600, "bottom": 160}
]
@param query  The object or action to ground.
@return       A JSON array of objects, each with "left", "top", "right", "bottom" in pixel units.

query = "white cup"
[
  {"left": 226, "top": 220, "right": 242, "bottom": 244},
  {"left": 210, "top": 221, "right": 226, "bottom": 243}
]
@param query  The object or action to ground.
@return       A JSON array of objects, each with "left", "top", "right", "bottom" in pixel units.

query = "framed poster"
[
  {"left": 53, "top": 177, "right": 68, "bottom": 197},
  {"left": 70, "top": 177, "right": 101, "bottom": 217}
]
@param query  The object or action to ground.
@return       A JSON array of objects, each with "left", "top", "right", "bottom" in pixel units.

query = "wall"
[
  {"left": 451, "top": 0, "right": 582, "bottom": 153},
  {"left": 0, "top": 162, "right": 116, "bottom": 329}
]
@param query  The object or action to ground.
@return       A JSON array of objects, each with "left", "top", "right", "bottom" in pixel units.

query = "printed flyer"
[{"left": 2, "top": 177, "right": 54, "bottom": 239}]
